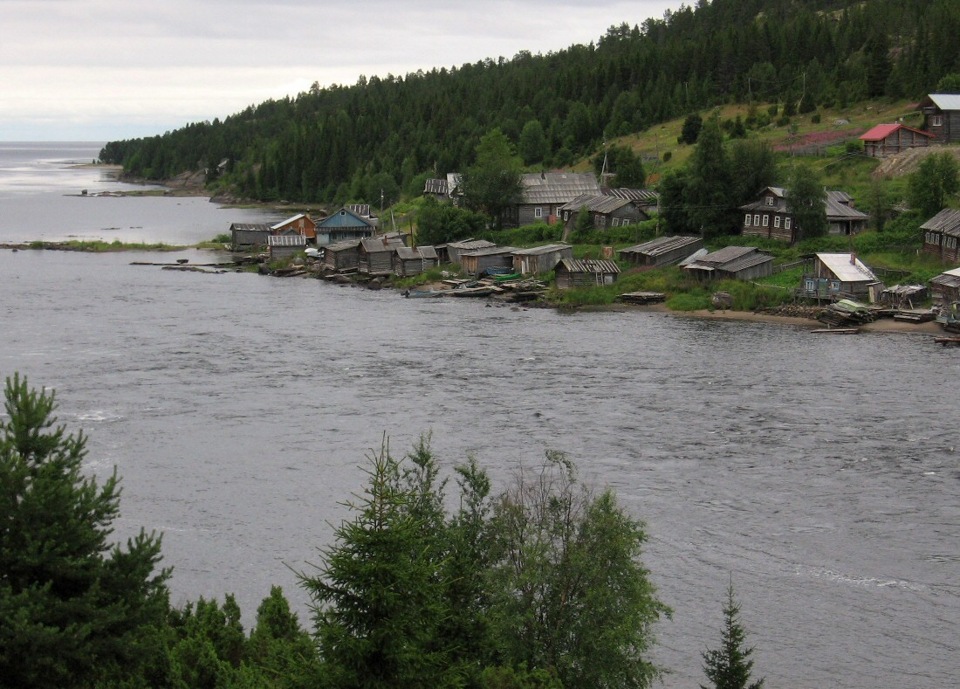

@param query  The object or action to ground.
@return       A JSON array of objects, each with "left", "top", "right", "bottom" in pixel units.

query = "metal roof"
[
  {"left": 931, "top": 268, "right": 960, "bottom": 289},
  {"left": 271, "top": 213, "right": 309, "bottom": 230},
  {"left": 229, "top": 223, "right": 271, "bottom": 232},
  {"left": 521, "top": 172, "right": 600, "bottom": 204},
  {"left": 559, "top": 193, "right": 632, "bottom": 214},
  {"left": 601, "top": 187, "right": 660, "bottom": 203},
  {"left": 512, "top": 243, "right": 572, "bottom": 256},
  {"left": 859, "top": 123, "right": 933, "bottom": 140},
  {"left": 267, "top": 234, "right": 306, "bottom": 246},
  {"left": 556, "top": 258, "right": 620, "bottom": 274},
  {"left": 921, "top": 208, "right": 960, "bottom": 237},
  {"left": 816, "top": 253, "right": 879, "bottom": 282},
  {"left": 926, "top": 93, "right": 960, "bottom": 111},
  {"left": 620, "top": 235, "right": 701, "bottom": 256},
  {"left": 423, "top": 178, "right": 447, "bottom": 194},
  {"left": 318, "top": 208, "right": 375, "bottom": 229}
]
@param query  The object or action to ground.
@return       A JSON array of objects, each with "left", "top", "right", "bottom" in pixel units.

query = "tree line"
[
  {"left": 1, "top": 374, "right": 766, "bottom": 689},
  {"left": 98, "top": 0, "right": 960, "bottom": 209}
]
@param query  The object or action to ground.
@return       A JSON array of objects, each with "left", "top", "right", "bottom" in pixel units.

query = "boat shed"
[
  {"left": 553, "top": 258, "right": 620, "bottom": 289},
  {"left": 511, "top": 243, "right": 573, "bottom": 275},
  {"left": 460, "top": 246, "right": 520, "bottom": 276},
  {"left": 683, "top": 246, "right": 774, "bottom": 281},
  {"left": 323, "top": 239, "right": 362, "bottom": 272},
  {"left": 395, "top": 246, "right": 439, "bottom": 277},
  {"left": 267, "top": 233, "right": 306, "bottom": 261},
  {"left": 358, "top": 237, "right": 396, "bottom": 275},
  {"left": 799, "top": 253, "right": 882, "bottom": 302},
  {"left": 229, "top": 222, "right": 272, "bottom": 251},
  {"left": 619, "top": 235, "right": 703, "bottom": 267},
  {"left": 929, "top": 267, "right": 960, "bottom": 306},
  {"left": 446, "top": 238, "right": 496, "bottom": 265}
]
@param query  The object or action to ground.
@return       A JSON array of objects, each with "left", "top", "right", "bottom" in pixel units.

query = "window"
[
  {"left": 744, "top": 214, "right": 752, "bottom": 226},
  {"left": 611, "top": 218, "right": 620, "bottom": 227},
  {"left": 774, "top": 216, "right": 781, "bottom": 228},
  {"left": 753, "top": 214, "right": 760, "bottom": 226},
  {"left": 932, "top": 115, "right": 943, "bottom": 127},
  {"left": 534, "top": 207, "right": 543, "bottom": 218},
  {"left": 785, "top": 218, "right": 792, "bottom": 230},
  {"left": 765, "top": 196, "right": 774, "bottom": 206},
  {"left": 762, "top": 214, "right": 769, "bottom": 226}
]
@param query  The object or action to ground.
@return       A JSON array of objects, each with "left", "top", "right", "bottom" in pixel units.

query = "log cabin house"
[
  {"left": 394, "top": 246, "right": 439, "bottom": 277},
  {"left": 859, "top": 123, "right": 933, "bottom": 157},
  {"left": 921, "top": 208, "right": 960, "bottom": 263},
  {"left": 798, "top": 253, "right": 882, "bottom": 302},
  {"left": 683, "top": 246, "right": 774, "bottom": 281},
  {"left": 553, "top": 258, "right": 620, "bottom": 289},
  {"left": 918, "top": 93, "right": 960, "bottom": 144}
]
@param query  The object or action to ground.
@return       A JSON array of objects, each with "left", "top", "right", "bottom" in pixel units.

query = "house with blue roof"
[{"left": 315, "top": 207, "right": 378, "bottom": 246}]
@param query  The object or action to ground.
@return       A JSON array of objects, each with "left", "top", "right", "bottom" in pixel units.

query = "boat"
[
  {"left": 810, "top": 328, "right": 860, "bottom": 334},
  {"left": 402, "top": 289, "right": 446, "bottom": 298},
  {"left": 935, "top": 302, "right": 960, "bottom": 333}
]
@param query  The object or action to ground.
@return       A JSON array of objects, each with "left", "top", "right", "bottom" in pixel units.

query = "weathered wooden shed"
[
  {"left": 683, "top": 246, "right": 774, "bottom": 281},
  {"left": 559, "top": 194, "right": 648, "bottom": 231},
  {"left": 619, "top": 235, "right": 703, "bottom": 267},
  {"left": 394, "top": 246, "right": 439, "bottom": 277},
  {"left": 553, "top": 258, "right": 620, "bottom": 289},
  {"left": 859, "top": 123, "right": 933, "bottom": 157},
  {"left": 446, "top": 238, "right": 496, "bottom": 265},
  {"left": 511, "top": 243, "right": 573, "bottom": 275},
  {"left": 461, "top": 246, "right": 519, "bottom": 276},
  {"left": 229, "top": 222, "right": 272, "bottom": 251},
  {"left": 929, "top": 267, "right": 960, "bottom": 306},
  {"left": 921, "top": 208, "right": 960, "bottom": 263},
  {"left": 798, "top": 253, "right": 882, "bottom": 302},
  {"left": 267, "top": 233, "right": 306, "bottom": 261},
  {"left": 323, "top": 239, "right": 361, "bottom": 272},
  {"left": 358, "top": 237, "right": 395, "bottom": 275}
]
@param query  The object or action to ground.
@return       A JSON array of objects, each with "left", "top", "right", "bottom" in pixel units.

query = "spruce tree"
[
  {"left": 0, "top": 374, "right": 170, "bottom": 689},
  {"left": 701, "top": 581, "right": 764, "bottom": 689}
]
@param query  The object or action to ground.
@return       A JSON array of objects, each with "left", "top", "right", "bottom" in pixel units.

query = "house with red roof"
[{"left": 859, "top": 123, "right": 933, "bottom": 158}]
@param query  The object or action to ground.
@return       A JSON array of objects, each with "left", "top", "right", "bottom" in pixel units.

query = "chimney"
[{"left": 850, "top": 252, "right": 856, "bottom": 265}]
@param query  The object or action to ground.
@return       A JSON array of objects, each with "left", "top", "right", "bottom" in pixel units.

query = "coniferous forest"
[{"left": 99, "top": 0, "right": 960, "bottom": 208}]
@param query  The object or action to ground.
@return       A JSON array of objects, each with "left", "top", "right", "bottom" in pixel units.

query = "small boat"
[
  {"left": 403, "top": 289, "right": 446, "bottom": 298},
  {"left": 934, "top": 336, "right": 960, "bottom": 347},
  {"left": 811, "top": 328, "right": 860, "bottom": 334}
]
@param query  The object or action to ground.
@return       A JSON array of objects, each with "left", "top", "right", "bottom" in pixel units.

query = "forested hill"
[{"left": 100, "top": 0, "right": 960, "bottom": 207}]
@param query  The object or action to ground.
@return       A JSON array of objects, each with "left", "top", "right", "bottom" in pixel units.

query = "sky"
[{"left": 1, "top": 0, "right": 680, "bottom": 142}]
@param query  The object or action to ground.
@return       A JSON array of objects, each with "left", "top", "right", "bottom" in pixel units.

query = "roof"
[
  {"left": 825, "top": 191, "right": 869, "bottom": 220},
  {"left": 555, "top": 258, "right": 620, "bottom": 274},
  {"left": 521, "top": 172, "right": 600, "bottom": 205},
  {"left": 347, "top": 204, "right": 372, "bottom": 218},
  {"left": 920, "top": 208, "right": 960, "bottom": 237},
  {"left": 325, "top": 239, "right": 362, "bottom": 252},
  {"left": 396, "top": 246, "right": 438, "bottom": 260},
  {"left": 698, "top": 246, "right": 759, "bottom": 265},
  {"left": 859, "top": 123, "right": 933, "bottom": 141},
  {"left": 460, "top": 246, "right": 520, "bottom": 258},
  {"left": 559, "top": 193, "right": 633, "bottom": 214},
  {"left": 447, "top": 238, "right": 496, "bottom": 251},
  {"left": 923, "top": 93, "right": 960, "bottom": 111},
  {"left": 816, "top": 253, "right": 879, "bottom": 283},
  {"left": 620, "top": 235, "right": 701, "bottom": 256},
  {"left": 423, "top": 178, "right": 447, "bottom": 195},
  {"left": 267, "top": 234, "right": 306, "bottom": 246},
  {"left": 271, "top": 213, "right": 310, "bottom": 230},
  {"left": 930, "top": 267, "right": 960, "bottom": 288},
  {"left": 229, "top": 222, "right": 271, "bottom": 232},
  {"left": 601, "top": 187, "right": 660, "bottom": 203},
  {"left": 318, "top": 207, "right": 375, "bottom": 229},
  {"left": 719, "top": 251, "right": 774, "bottom": 274},
  {"left": 360, "top": 237, "right": 393, "bottom": 253},
  {"left": 511, "top": 243, "right": 572, "bottom": 256}
]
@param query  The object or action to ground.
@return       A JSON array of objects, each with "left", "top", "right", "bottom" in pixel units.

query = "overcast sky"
[{"left": 2, "top": 1, "right": 682, "bottom": 142}]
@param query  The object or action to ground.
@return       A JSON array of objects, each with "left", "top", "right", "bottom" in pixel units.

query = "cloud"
[{"left": 0, "top": 0, "right": 678, "bottom": 140}]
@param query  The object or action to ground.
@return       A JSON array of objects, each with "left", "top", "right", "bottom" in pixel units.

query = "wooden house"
[
  {"left": 553, "top": 258, "right": 620, "bottom": 289},
  {"left": 798, "top": 253, "right": 881, "bottom": 302},
  {"left": 619, "top": 235, "right": 703, "bottom": 267},
  {"left": 511, "top": 244, "right": 573, "bottom": 275},
  {"left": 394, "top": 246, "right": 439, "bottom": 277},
  {"left": 918, "top": 93, "right": 960, "bottom": 144},
  {"left": 315, "top": 207, "right": 377, "bottom": 246},
  {"left": 446, "top": 238, "right": 496, "bottom": 265},
  {"left": 929, "top": 267, "right": 960, "bottom": 306},
  {"left": 559, "top": 194, "right": 648, "bottom": 230},
  {"left": 358, "top": 237, "right": 395, "bottom": 275},
  {"left": 323, "top": 239, "right": 362, "bottom": 272},
  {"left": 271, "top": 213, "right": 317, "bottom": 242},
  {"left": 921, "top": 208, "right": 960, "bottom": 263},
  {"left": 859, "top": 123, "right": 933, "bottom": 157},
  {"left": 503, "top": 172, "right": 600, "bottom": 227},
  {"left": 229, "top": 222, "right": 272, "bottom": 251},
  {"left": 422, "top": 173, "right": 462, "bottom": 203},
  {"left": 267, "top": 233, "right": 306, "bottom": 261},
  {"left": 460, "top": 246, "right": 519, "bottom": 276},
  {"left": 741, "top": 187, "right": 868, "bottom": 242},
  {"left": 683, "top": 246, "right": 774, "bottom": 281}
]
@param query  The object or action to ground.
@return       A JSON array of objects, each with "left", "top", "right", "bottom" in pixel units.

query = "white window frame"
[
  {"left": 744, "top": 214, "right": 751, "bottom": 226},
  {"left": 774, "top": 216, "right": 781, "bottom": 228},
  {"left": 534, "top": 207, "right": 543, "bottom": 219},
  {"left": 785, "top": 217, "right": 792, "bottom": 230},
  {"left": 762, "top": 214, "right": 769, "bottom": 227},
  {"left": 765, "top": 196, "right": 774, "bottom": 206},
  {"left": 753, "top": 214, "right": 760, "bottom": 226},
  {"left": 932, "top": 115, "right": 943, "bottom": 127}
]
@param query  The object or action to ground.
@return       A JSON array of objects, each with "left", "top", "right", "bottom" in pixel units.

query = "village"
[{"left": 219, "top": 93, "right": 960, "bottom": 339}]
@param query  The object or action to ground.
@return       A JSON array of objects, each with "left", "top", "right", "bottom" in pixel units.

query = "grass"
[{"left": 25, "top": 239, "right": 184, "bottom": 252}]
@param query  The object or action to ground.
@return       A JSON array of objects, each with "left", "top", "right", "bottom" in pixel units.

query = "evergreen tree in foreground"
[
  {"left": 0, "top": 374, "right": 171, "bottom": 689},
  {"left": 701, "top": 580, "right": 764, "bottom": 689}
]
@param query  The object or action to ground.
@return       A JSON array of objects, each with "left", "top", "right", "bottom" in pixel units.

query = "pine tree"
[
  {"left": 701, "top": 581, "right": 764, "bottom": 689},
  {"left": 0, "top": 374, "right": 170, "bottom": 689}
]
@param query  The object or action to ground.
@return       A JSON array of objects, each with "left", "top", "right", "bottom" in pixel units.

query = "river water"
[{"left": 1, "top": 144, "right": 957, "bottom": 688}]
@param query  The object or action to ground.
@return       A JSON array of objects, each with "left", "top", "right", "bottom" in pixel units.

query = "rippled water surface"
[{"left": 0, "top": 148, "right": 957, "bottom": 688}]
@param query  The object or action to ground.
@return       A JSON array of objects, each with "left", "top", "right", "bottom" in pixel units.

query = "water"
[{"left": 1, "top": 146, "right": 958, "bottom": 688}]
